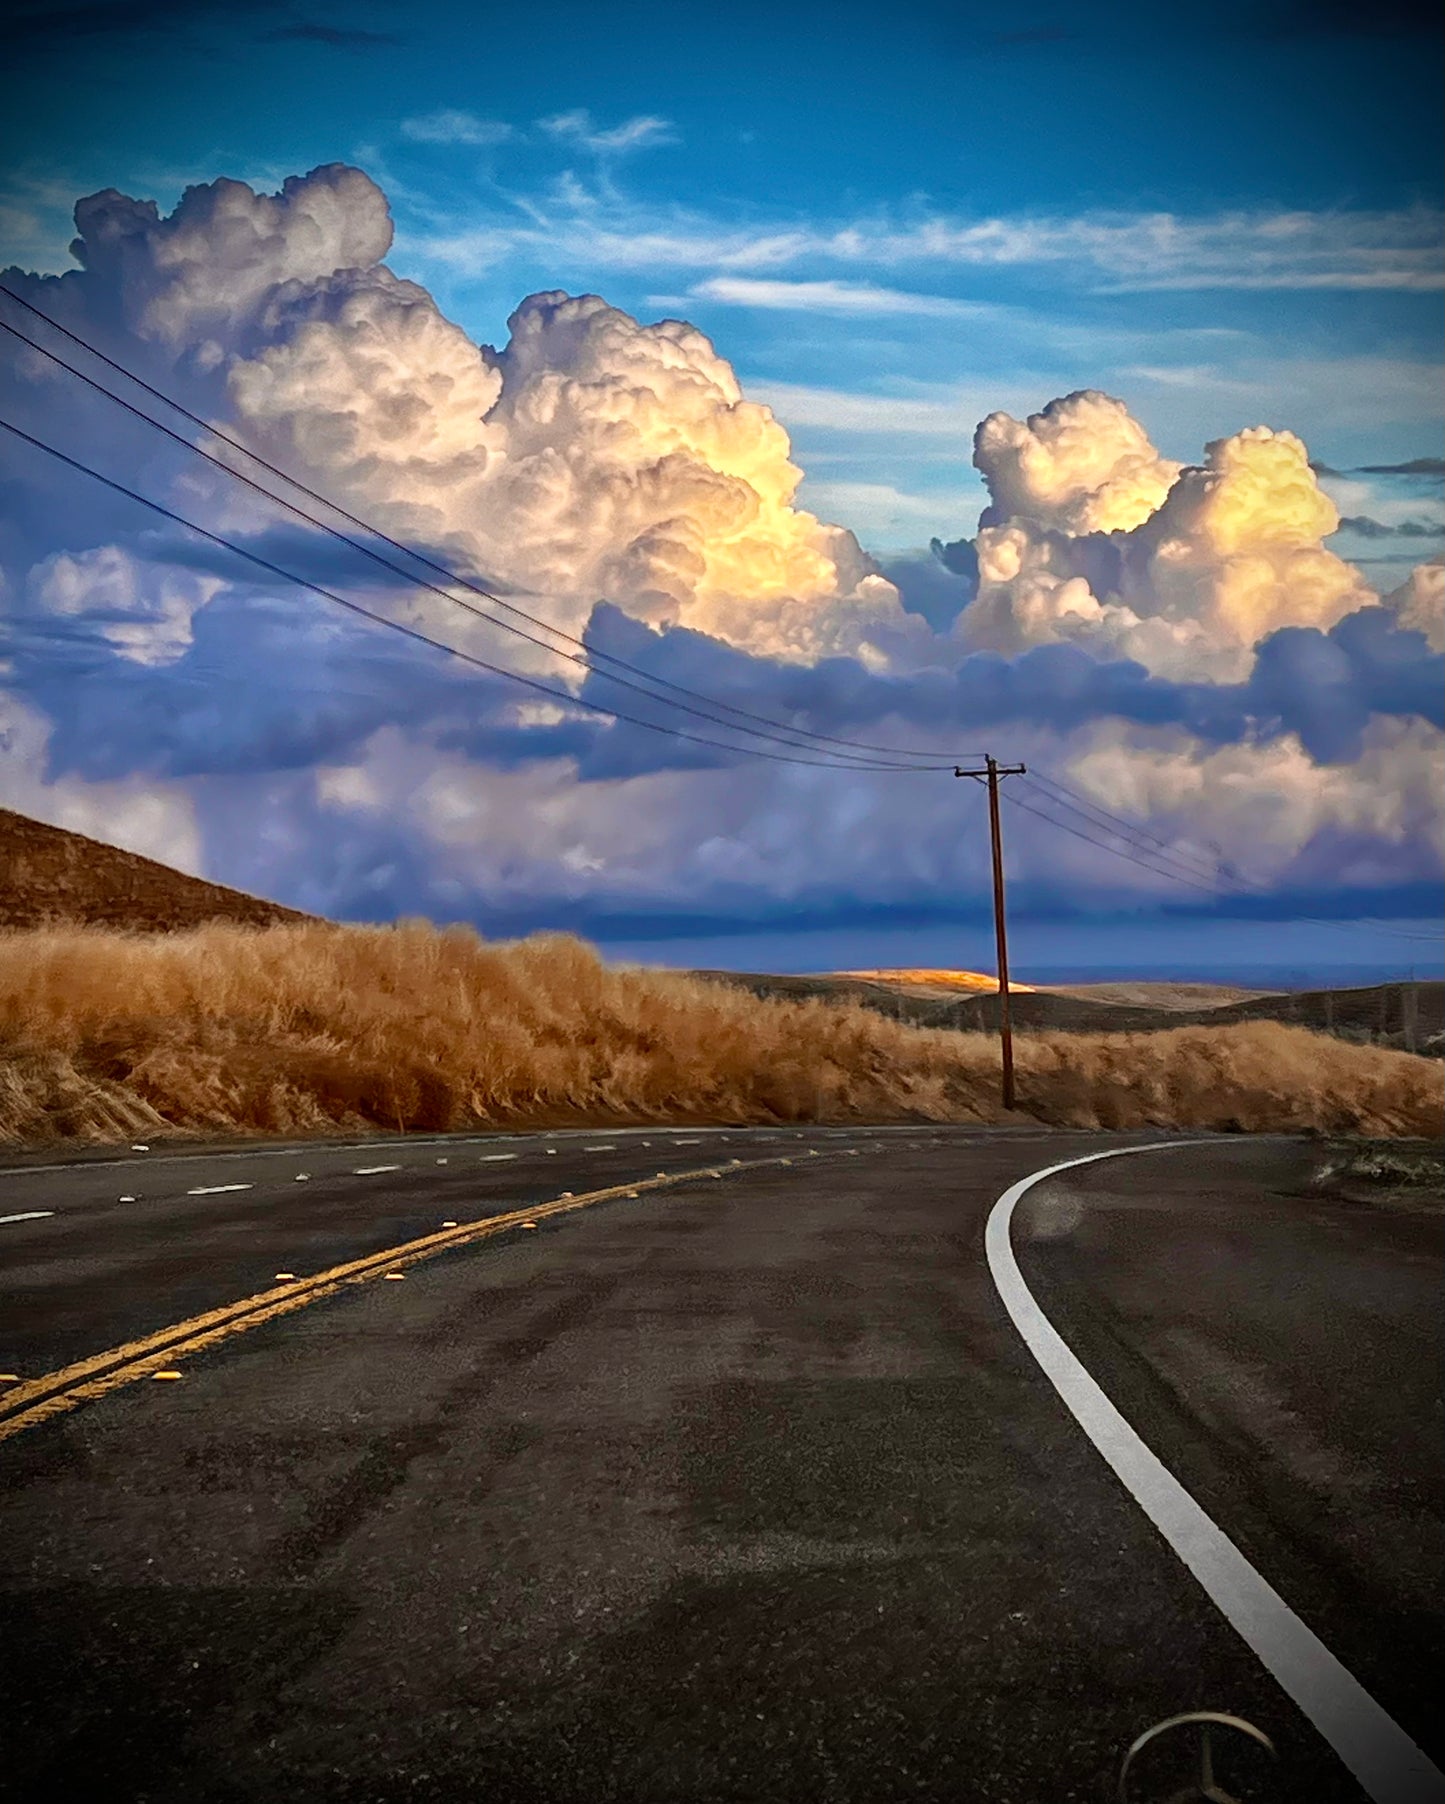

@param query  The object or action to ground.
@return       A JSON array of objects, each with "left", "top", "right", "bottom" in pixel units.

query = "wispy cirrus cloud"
[
  {"left": 537, "top": 110, "right": 676, "bottom": 154},
  {"left": 404, "top": 181, "right": 1443, "bottom": 293},
  {"left": 684, "top": 277, "right": 1002, "bottom": 318},
  {"left": 748, "top": 379, "right": 1029, "bottom": 438},
  {"left": 400, "top": 109, "right": 513, "bottom": 147}
]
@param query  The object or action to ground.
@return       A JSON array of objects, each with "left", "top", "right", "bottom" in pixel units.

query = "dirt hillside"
[{"left": 0, "top": 809, "right": 312, "bottom": 932}]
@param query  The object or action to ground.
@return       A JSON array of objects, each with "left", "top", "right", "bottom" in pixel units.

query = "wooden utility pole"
[{"left": 955, "top": 756, "right": 1027, "bottom": 1108}]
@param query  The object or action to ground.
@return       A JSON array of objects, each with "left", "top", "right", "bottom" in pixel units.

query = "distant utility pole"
[{"left": 956, "top": 755, "right": 1027, "bottom": 1109}]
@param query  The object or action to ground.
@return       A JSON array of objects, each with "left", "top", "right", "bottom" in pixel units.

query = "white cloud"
[
  {"left": 1064, "top": 717, "right": 1445, "bottom": 878},
  {"left": 973, "top": 390, "right": 1180, "bottom": 533},
  {"left": 3, "top": 162, "right": 1439, "bottom": 932},
  {"left": 0, "top": 688, "right": 203, "bottom": 873},
  {"left": 63, "top": 163, "right": 395, "bottom": 345},
  {"left": 26, "top": 546, "right": 222, "bottom": 666},
  {"left": 402, "top": 193, "right": 1441, "bottom": 293},
  {"left": 860, "top": 206, "right": 1445, "bottom": 292},
  {"left": 399, "top": 111, "right": 513, "bottom": 147},
  {"left": 1386, "top": 558, "right": 1445, "bottom": 652},
  {"left": 687, "top": 277, "right": 999, "bottom": 318},
  {"left": 537, "top": 111, "right": 676, "bottom": 154},
  {"left": 962, "top": 395, "right": 1377, "bottom": 681}
]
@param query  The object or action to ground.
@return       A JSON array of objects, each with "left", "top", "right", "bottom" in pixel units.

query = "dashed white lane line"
[
  {"left": 479, "top": 1153, "right": 518, "bottom": 1163},
  {"left": 352, "top": 1165, "right": 401, "bottom": 1176},
  {"left": 186, "top": 1184, "right": 253, "bottom": 1196},
  {"left": 986, "top": 1141, "right": 1445, "bottom": 1804},
  {"left": 584, "top": 1144, "right": 616, "bottom": 1152},
  {"left": 0, "top": 1211, "right": 54, "bottom": 1226}
]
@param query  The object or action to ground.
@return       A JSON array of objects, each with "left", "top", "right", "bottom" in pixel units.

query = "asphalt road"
[{"left": 0, "top": 1126, "right": 1440, "bottom": 1802}]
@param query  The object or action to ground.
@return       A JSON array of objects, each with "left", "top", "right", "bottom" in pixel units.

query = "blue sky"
[
  {"left": 4, "top": 0, "right": 1441, "bottom": 545},
  {"left": 0, "top": 0, "right": 1441, "bottom": 979}
]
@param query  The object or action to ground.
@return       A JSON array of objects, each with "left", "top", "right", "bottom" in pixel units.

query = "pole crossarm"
[{"left": 953, "top": 756, "right": 1026, "bottom": 1110}]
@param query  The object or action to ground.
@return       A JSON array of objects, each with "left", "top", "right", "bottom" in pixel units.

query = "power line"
[
  {"left": 1023, "top": 769, "right": 1264, "bottom": 888},
  {"left": 954, "top": 755, "right": 1027, "bottom": 1108},
  {"left": 0, "top": 412, "right": 960, "bottom": 774},
  {"left": 0, "top": 284, "right": 980, "bottom": 767},
  {"left": 0, "top": 313, "right": 931, "bottom": 772},
  {"left": 1004, "top": 785, "right": 1231, "bottom": 897},
  {"left": 1004, "top": 781, "right": 1440, "bottom": 944},
  {"left": 5, "top": 288, "right": 1434, "bottom": 943},
  {"left": 1019, "top": 772, "right": 1253, "bottom": 892},
  {"left": 1022, "top": 770, "right": 1441, "bottom": 943}
]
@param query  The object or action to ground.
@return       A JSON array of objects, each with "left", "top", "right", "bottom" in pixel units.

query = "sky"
[{"left": 0, "top": 0, "right": 1441, "bottom": 981}]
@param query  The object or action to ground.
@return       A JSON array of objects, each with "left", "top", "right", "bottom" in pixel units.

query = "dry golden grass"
[{"left": 0, "top": 921, "right": 1438, "bottom": 1145}]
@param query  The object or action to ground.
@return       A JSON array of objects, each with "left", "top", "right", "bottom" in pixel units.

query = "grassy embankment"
[{"left": 0, "top": 920, "right": 1440, "bottom": 1145}]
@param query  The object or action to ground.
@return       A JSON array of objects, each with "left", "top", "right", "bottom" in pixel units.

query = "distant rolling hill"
[
  {"left": 694, "top": 968, "right": 1443, "bottom": 1055},
  {"left": 0, "top": 808, "right": 312, "bottom": 933},
  {"left": 831, "top": 967, "right": 1038, "bottom": 994}
]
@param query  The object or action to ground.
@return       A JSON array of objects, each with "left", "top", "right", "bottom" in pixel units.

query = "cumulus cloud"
[
  {"left": 3, "top": 165, "right": 921, "bottom": 672},
  {"left": 1062, "top": 715, "right": 1445, "bottom": 885},
  {"left": 962, "top": 395, "right": 1376, "bottom": 681},
  {"left": 974, "top": 390, "right": 1181, "bottom": 534},
  {"left": 1385, "top": 557, "right": 1445, "bottom": 651},
  {"left": 63, "top": 164, "right": 394, "bottom": 347},
  {"left": 217, "top": 226, "right": 920, "bottom": 666},
  {"left": 1, "top": 164, "right": 1439, "bottom": 948},
  {"left": 26, "top": 545, "right": 221, "bottom": 665}
]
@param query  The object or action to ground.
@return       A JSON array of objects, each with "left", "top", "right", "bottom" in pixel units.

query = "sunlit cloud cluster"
[
  {"left": 960, "top": 393, "right": 1390, "bottom": 681},
  {"left": 0, "top": 164, "right": 1440, "bottom": 950}
]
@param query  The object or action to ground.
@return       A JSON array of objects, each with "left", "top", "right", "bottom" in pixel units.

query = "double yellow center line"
[{"left": 0, "top": 1152, "right": 812, "bottom": 1445}]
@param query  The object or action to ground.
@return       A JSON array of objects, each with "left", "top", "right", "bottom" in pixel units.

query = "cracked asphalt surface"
[{"left": 0, "top": 1125, "right": 1439, "bottom": 1802}]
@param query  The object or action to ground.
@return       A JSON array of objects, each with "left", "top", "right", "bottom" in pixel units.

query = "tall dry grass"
[{"left": 0, "top": 921, "right": 1439, "bottom": 1144}]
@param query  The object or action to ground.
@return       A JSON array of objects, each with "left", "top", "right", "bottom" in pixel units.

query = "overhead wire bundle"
[
  {"left": 0, "top": 283, "right": 974, "bottom": 774},
  {"left": 1, "top": 283, "right": 1436, "bottom": 947}
]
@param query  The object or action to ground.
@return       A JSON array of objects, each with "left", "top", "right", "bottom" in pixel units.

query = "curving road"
[{"left": 0, "top": 1125, "right": 1440, "bottom": 1802}]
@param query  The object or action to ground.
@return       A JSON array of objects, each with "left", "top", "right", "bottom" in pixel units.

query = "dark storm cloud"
[
  {"left": 7, "top": 0, "right": 400, "bottom": 51},
  {"left": 1259, "top": 0, "right": 1443, "bottom": 37},
  {"left": 262, "top": 21, "right": 403, "bottom": 47},
  {"left": 574, "top": 601, "right": 1445, "bottom": 772},
  {"left": 877, "top": 550, "right": 975, "bottom": 632},
  {"left": 1242, "top": 608, "right": 1445, "bottom": 762},
  {"left": 5, "top": 0, "right": 280, "bottom": 48},
  {"left": 1337, "top": 515, "right": 1445, "bottom": 540},
  {"left": 1356, "top": 458, "right": 1445, "bottom": 476},
  {"left": 928, "top": 537, "right": 980, "bottom": 585}
]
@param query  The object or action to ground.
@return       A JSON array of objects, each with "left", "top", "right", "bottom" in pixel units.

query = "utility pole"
[{"left": 955, "top": 756, "right": 1027, "bottom": 1109}]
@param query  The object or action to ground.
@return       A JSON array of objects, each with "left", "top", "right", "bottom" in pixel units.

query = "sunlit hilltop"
[{"left": 832, "top": 969, "right": 1037, "bottom": 994}]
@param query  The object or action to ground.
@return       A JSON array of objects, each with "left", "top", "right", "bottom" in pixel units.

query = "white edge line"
[
  {"left": 0, "top": 1210, "right": 54, "bottom": 1225},
  {"left": 985, "top": 1140, "right": 1445, "bottom": 1804}
]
